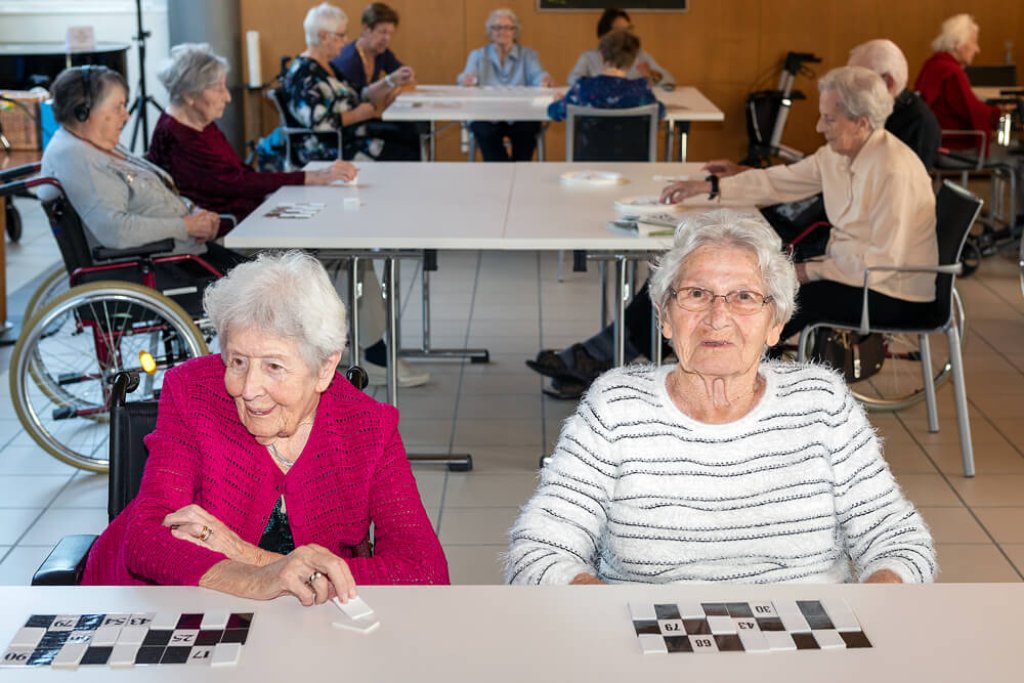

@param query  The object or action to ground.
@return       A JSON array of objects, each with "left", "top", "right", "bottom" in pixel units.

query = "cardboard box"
[{"left": 0, "top": 90, "right": 47, "bottom": 151}]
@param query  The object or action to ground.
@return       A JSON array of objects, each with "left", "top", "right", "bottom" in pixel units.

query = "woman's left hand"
[
  {"left": 660, "top": 180, "right": 710, "bottom": 204},
  {"left": 864, "top": 569, "right": 903, "bottom": 583},
  {"left": 163, "top": 504, "right": 271, "bottom": 566},
  {"left": 389, "top": 66, "right": 415, "bottom": 87}
]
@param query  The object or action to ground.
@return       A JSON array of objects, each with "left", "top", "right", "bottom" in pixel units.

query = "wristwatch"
[{"left": 705, "top": 174, "right": 720, "bottom": 200}]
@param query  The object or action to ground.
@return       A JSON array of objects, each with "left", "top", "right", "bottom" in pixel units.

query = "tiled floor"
[{"left": 3, "top": 194, "right": 1024, "bottom": 586}]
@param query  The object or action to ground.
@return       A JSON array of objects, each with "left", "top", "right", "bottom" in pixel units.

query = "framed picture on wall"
[{"left": 538, "top": 1, "right": 687, "bottom": 10}]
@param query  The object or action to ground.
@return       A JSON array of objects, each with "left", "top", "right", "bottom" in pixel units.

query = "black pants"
[
  {"left": 470, "top": 121, "right": 540, "bottom": 162},
  {"left": 779, "top": 280, "right": 937, "bottom": 344},
  {"left": 364, "top": 120, "right": 425, "bottom": 161}
]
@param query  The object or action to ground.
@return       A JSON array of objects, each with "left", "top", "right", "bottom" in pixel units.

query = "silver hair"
[
  {"left": 158, "top": 43, "right": 229, "bottom": 106},
  {"left": 847, "top": 39, "right": 909, "bottom": 95},
  {"left": 648, "top": 210, "right": 799, "bottom": 327},
  {"left": 304, "top": 2, "right": 347, "bottom": 47},
  {"left": 203, "top": 251, "right": 348, "bottom": 370},
  {"left": 486, "top": 8, "right": 519, "bottom": 35},
  {"left": 817, "top": 66, "right": 893, "bottom": 131},
  {"left": 931, "top": 14, "right": 978, "bottom": 54}
]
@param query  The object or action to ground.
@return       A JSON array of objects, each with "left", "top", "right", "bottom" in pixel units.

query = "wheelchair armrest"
[
  {"left": 31, "top": 534, "right": 97, "bottom": 586},
  {"left": 92, "top": 238, "right": 176, "bottom": 262},
  {"left": 219, "top": 213, "right": 237, "bottom": 229},
  {"left": 0, "top": 162, "right": 41, "bottom": 185}
]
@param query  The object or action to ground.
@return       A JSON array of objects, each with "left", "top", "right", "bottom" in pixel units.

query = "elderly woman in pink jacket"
[{"left": 82, "top": 251, "right": 448, "bottom": 603}]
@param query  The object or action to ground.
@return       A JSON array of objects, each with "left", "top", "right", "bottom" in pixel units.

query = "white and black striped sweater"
[{"left": 507, "top": 362, "right": 936, "bottom": 585}]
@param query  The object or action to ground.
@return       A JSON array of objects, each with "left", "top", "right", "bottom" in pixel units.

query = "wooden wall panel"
[{"left": 238, "top": 0, "right": 1022, "bottom": 161}]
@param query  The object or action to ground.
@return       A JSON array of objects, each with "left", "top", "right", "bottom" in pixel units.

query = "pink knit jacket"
[{"left": 82, "top": 355, "right": 449, "bottom": 586}]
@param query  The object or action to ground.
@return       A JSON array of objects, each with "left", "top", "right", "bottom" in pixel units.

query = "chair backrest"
[
  {"left": 106, "top": 365, "right": 372, "bottom": 521},
  {"left": 267, "top": 86, "right": 304, "bottom": 130},
  {"left": 40, "top": 190, "right": 97, "bottom": 274},
  {"left": 932, "top": 180, "right": 984, "bottom": 321},
  {"left": 565, "top": 104, "right": 659, "bottom": 162},
  {"left": 964, "top": 64, "right": 1017, "bottom": 87}
]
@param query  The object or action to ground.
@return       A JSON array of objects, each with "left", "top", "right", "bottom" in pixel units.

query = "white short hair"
[
  {"left": 818, "top": 66, "right": 894, "bottom": 131},
  {"left": 931, "top": 14, "right": 979, "bottom": 54},
  {"left": 304, "top": 2, "right": 347, "bottom": 47},
  {"left": 847, "top": 39, "right": 908, "bottom": 94},
  {"left": 648, "top": 210, "right": 799, "bottom": 327},
  {"left": 158, "top": 43, "right": 229, "bottom": 105},
  {"left": 204, "top": 251, "right": 347, "bottom": 370},
  {"left": 486, "top": 8, "right": 519, "bottom": 35}
]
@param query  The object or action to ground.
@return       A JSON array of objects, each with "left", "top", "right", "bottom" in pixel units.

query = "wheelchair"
[{"left": 0, "top": 163, "right": 222, "bottom": 473}]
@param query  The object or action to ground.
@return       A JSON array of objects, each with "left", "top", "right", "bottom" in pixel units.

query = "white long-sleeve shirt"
[
  {"left": 507, "top": 363, "right": 936, "bottom": 585},
  {"left": 721, "top": 129, "right": 937, "bottom": 302}
]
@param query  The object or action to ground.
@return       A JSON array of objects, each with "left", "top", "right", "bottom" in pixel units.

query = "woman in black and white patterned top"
[{"left": 507, "top": 210, "right": 935, "bottom": 586}]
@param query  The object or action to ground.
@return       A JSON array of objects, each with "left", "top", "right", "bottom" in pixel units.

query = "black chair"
[
  {"left": 964, "top": 64, "right": 1017, "bottom": 87},
  {"left": 31, "top": 366, "right": 371, "bottom": 585},
  {"left": 564, "top": 103, "right": 659, "bottom": 162},
  {"left": 797, "top": 181, "right": 984, "bottom": 477}
]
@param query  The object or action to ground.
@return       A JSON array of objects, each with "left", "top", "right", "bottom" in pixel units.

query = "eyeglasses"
[
  {"left": 326, "top": 31, "right": 346, "bottom": 40},
  {"left": 489, "top": 24, "right": 516, "bottom": 32},
  {"left": 669, "top": 287, "right": 773, "bottom": 315}
]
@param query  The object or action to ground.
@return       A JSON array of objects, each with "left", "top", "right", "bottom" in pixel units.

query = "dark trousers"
[
  {"left": 470, "top": 121, "right": 540, "bottom": 162},
  {"left": 364, "top": 120, "right": 425, "bottom": 161}
]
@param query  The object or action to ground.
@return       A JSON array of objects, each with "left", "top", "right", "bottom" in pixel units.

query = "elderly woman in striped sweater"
[{"left": 507, "top": 211, "right": 935, "bottom": 585}]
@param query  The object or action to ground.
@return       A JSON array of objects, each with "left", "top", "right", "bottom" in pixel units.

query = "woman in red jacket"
[
  {"left": 147, "top": 42, "right": 357, "bottom": 233},
  {"left": 81, "top": 251, "right": 449, "bottom": 603}
]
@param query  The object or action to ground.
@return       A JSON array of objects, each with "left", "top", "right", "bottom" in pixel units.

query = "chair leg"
[
  {"left": 918, "top": 334, "right": 940, "bottom": 433},
  {"left": 946, "top": 325, "right": 975, "bottom": 478},
  {"left": 556, "top": 250, "right": 565, "bottom": 283}
]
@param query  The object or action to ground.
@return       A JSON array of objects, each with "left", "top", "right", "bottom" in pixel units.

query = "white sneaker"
[{"left": 361, "top": 354, "right": 431, "bottom": 388}]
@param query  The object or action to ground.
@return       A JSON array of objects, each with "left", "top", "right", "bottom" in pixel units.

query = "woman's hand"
[
  {"left": 660, "top": 180, "right": 711, "bottom": 204},
  {"left": 163, "top": 504, "right": 273, "bottom": 566},
  {"left": 795, "top": 262, "right": 809, "bottom": 284},
  {"left": 570, "top": 572, "right": 605, "bottom": 585},
  {"left": 183, "top": 210, "right": 219, "bottom": 243},
  {"left": 539, "top": 74, "right": 555, "bottom": 88},
  {"left": 702, "top": 159, "right": 746, "bottom": 177},
  {"left": 459, "top": 73, "right": 478, "bottom": 87},
  {"left": 389, "top": 66, "right": 415, "bottom": 87},
  {"left": 250, "top": 544, "right": 357, "bottom": 606},
  {"left": 864, "top": 569, "right": 903, "bottom": 584},
  {"left": 306, "top": 160, "right": 358, "bottom": 186}
]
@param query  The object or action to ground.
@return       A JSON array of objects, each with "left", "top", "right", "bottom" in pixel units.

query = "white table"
[
  {"left": 2, "top": 583, "right": 1022, "bottom": 681},
  {"left": 384, "top": 85, "right": 724, "bottom": 161}
]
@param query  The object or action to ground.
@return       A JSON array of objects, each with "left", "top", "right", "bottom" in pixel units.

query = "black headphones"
[{"left": 73, "top": 65, "right": 94, "bottom": 123}]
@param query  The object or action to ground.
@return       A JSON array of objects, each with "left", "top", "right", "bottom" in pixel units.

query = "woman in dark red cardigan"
[
  {"left": 81, "top": 251, "right": 448, "bottom": 602},
  {"left": 147, "top": 43, "right": 357, "bottom": 231}
]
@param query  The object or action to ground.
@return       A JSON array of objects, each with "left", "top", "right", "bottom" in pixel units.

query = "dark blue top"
[
  {"left": 330, "top": 43, "right": 403, "bottom": 93},
  {"left": 547, "top": 75, "right": 665, "bottom": 121}
]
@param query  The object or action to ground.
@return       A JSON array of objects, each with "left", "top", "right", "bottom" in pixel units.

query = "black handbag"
[{"left": 810, "top": 328, "right": 886, "bottom": 383}]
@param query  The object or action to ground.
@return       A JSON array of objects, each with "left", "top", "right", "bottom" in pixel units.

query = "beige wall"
[{"left": 240, "top": 0, "right": 1022, "bottom": 161}]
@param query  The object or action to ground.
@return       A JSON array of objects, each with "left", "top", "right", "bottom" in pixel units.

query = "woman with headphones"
[
  {"left": 41, "top": 65, "right": 245, "bottom": 278},
  {"left": 456, "top": 8, "right": 553, "bottom": 161}
]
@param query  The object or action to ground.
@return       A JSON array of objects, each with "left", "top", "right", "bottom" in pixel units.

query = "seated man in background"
[
  {"left": 547, "top": 30, "right": 665, "bottom": 121},
  {"left": 567, "top": 7, "right": 674, "bottom": 88},
  {"left": 329, "top": 2, "right": 422, "bottom": 160}
]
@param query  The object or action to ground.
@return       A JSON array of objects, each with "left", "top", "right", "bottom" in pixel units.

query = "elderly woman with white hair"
[
  {"left": 663, "top": 66, "right": 938, "bottom": 346},
  {"left": 147, "top": 42, "right": 356, "bottom": 231},
  {"left": 80, "top": 251, "right": 449, "bottom": 600},
  {"left": 508, "top": 211, "right": 936, "bottom": 585},
  {"left": 284, "top": 2, "right": 413, "bottom": 161},
  {"left": 457, "top": 8, "right": 554, "bottom": 161}
]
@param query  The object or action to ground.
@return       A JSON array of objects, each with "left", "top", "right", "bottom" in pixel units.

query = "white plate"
[
  {"left": 614, "top": 195, "right": 679, "bottom": 214},
  {"left": 559, "top": 170, "right": 624, "bottom": 187}
]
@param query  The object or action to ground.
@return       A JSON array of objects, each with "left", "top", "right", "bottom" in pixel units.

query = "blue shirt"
[
  {"left": 457, "top": 43, "right": 549, "bottom": 86},
  {"left": 547, "top": 75, "right": 665, "bottom": 121},
  {"left": 330, "top": 42, "right": 403, "bottom": 94}
]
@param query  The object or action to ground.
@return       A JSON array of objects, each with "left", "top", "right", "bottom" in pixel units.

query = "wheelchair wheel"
[
  {"left": 24, "top": 263, "right": 68, "bottom": 321},
  {"left": 801, "top": 288, "right": 967, "bottom": 412},
  {"left": 10, "top": 281, "right": 208, "bottom": 472}
]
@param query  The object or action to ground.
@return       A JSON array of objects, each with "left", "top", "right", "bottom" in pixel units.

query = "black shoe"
[
  {"left": 568, "top": 343, "right": 612, "bottom": 382},
  {"left": 542, "top": 378, "right": 586, "bottom": 401},
  {"left": 526, "top": 349, "right": 575, "bottom": 382},
  {"left": 526, "top": 344, "right": 611, "bottom": 384}
]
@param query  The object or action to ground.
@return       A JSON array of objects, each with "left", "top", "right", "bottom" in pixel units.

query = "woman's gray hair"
[
  {"left": 486, "top": 8, "right": 519, "bottom": 35},
  {"left": 931, "top": 14, "right": 978, "bottom": 54},
  {"left": 817, "top": 66, "right": 893, "bottom": 131},
  {"left": 847, "top": 39, "right": 908, "bottom": 94},
  {"left": 204, "top": 251, "right": 348, "bottom": 370},
  {"left": 648, "top": 210, "right": 799, "bottom": 327},
  {"left": 304, "top": 2, "right": 347, "bottom": 47},
  {"left": 158, "top": 43, "right": 229, "bottom": 106}
]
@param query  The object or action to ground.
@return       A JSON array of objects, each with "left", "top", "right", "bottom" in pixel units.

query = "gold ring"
[
  {"left": 308, "top": 571, "right": 323, "bottom": 585},
  {"left": 200, "top": 525, "right": 212, "bottom": 542}
]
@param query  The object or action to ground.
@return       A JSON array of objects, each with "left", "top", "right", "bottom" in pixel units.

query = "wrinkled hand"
[
  {"left": 539, "top": 74, "right": 555, "bottom": 88},
  {"left": 163, "top": 504, "right": 267, "bottom": 565},
  {"left": 459, "top": 73, "right": 478, "bottom": 87},
  {"left": 702, "top": 159, "right": 745, "bottom": 177},
  {"left": 660, "top": 180, "right": 711, "bottom": 204},
  {"left": 864, "top": 569, "right": 903, "bottom": 584},
  {"left": 250, "top": 544, "right": 358, "bottom": 606},
  {"left": 183, "top": 210, "right": 219, "bottom": 243},
  {"left": 308, "top": 160, "right": 358, "bottom": 185},
  {"left": 795, "top": 262, "right": 809, "bottom": 284},
  {"left": 389, "top": 66, "right": 415, "bottom": 87},
  {"left": 570, "top": 572, "right": 605, "bottom": 585}
]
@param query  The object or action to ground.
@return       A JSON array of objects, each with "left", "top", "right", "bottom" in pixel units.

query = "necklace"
[{"left": 266, "top": 443, "right": 294, "bottom": 471}]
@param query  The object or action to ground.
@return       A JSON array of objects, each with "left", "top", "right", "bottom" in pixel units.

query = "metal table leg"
[
  {"left": 665, "top": 120, "right": 675, "bottom": 161},
  {"left": 613, "top": 255, "right": 628, "bottom": 366},
  {"left": 348, "top": 256, "right": 361, "bottom": 366},
  {"left": 678, "top": 121, "right": 691, "bottom": 162}
]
